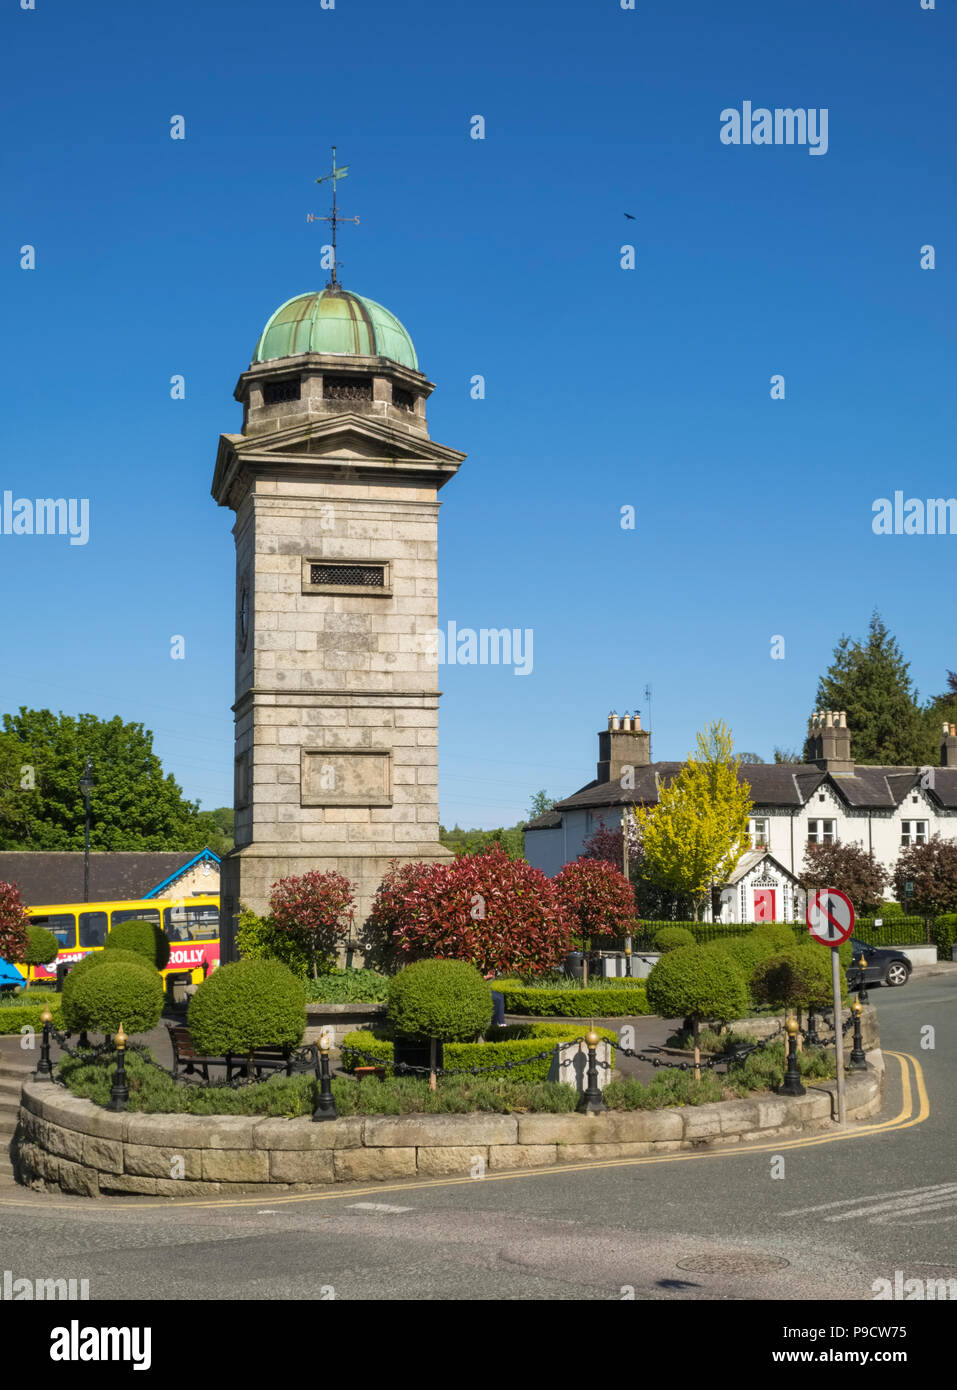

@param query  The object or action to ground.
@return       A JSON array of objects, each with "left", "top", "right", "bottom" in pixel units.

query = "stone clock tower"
[{"left": 211, "top": 286, "right": 464, "bottom": 959}]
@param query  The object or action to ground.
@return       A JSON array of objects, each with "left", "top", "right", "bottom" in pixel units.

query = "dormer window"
[{"left": 263, "top": 377, "right": 301, "bottom": 405}]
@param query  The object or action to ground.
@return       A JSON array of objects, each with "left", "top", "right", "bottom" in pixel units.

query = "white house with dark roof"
[{"left": 523, "top": 711, "right": 957, "bottom": 922}]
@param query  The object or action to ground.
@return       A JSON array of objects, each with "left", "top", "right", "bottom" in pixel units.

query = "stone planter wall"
[
  {"left": 304, "top": 1003, "right": 386, "bottom": 1047},
  {"left": 15, "top": 1053, "right": 883, "bottom": 1198}
]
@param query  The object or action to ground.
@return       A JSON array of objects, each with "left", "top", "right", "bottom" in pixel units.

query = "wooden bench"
[{"left": 165, "top": 1026, "right": 319, "bottom": 1083}]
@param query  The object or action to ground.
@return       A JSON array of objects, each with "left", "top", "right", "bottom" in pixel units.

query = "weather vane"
[{"left": 307, "top": 146, "right": 359, "bottom": 290}]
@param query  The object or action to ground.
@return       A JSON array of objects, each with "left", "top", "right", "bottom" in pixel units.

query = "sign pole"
[
  {"left": 831, "top": 943, "right": 846, "bottom": 1128},
  {"left": 807, "top": 887, "right": 855, "bottom": 1129}
]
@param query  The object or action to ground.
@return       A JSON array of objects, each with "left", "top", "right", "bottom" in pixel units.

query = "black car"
[{"left": 848, "top": 938, "right": 912, "bottom": 988}]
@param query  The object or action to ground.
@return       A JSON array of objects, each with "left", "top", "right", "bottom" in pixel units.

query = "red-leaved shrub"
[
  {"left": 0, "top": 881, "right": 30, "bottom": 964},
  {"left": 553, "top": 857, "right": 637, "bottom": 941},
  {"left": 269, "top": 870, "right": 355, "bottom": 978},
  {"left": 369, "top": 847, "right": 570, "bottom": 976}
]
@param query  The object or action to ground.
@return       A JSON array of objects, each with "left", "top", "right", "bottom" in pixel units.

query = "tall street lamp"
[{"left": 79, "top": 758, "right": 94, "bottom": 902}]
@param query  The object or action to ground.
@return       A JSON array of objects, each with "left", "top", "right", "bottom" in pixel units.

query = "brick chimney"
[
  {"left": 807, "top": 709, "right": 853, "bottom": 773},
  {"left": 941, "top": 721, "right": 957, "bottom": 767},
  {"left": 597, "top": 710, "right": 651, "bottom": 784}
]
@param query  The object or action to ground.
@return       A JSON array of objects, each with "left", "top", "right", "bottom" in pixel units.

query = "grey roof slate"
[{"left": 533, "top": 759, "right": 957, "bottom": 822}]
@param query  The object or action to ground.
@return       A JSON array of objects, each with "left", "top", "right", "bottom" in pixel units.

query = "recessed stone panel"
[{"left": 301, "top": 747, "right": 392, "bottom": 807}]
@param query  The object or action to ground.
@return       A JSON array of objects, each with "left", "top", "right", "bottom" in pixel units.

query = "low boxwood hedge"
[
  {"left": 341, "top": 1023, "right": 617, "bottom": 1082},
  {"left": 0, "top": 996, "right": 63, "bottom": 1034},
  {"left": 497, "top": 983, "right": 652, "bottom": 1017}
]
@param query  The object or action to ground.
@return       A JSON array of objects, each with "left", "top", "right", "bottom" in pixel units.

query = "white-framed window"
[
  {"left": 749, "top": 817, "right": 769, "bottom": 849},
  {"left": 901, "top": 820, "right": 928, "bottom": 847},
  {"left": 807, "top": 819, "right": 836, "bottom": 845}
]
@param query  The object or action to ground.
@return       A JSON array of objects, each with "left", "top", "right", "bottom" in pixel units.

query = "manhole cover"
[{"left": 676, "top": 1253, "right": 790, "bottom": 1275}]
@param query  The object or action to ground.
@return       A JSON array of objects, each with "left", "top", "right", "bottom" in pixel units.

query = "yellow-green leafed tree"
[{"left": 634, "top": 721, "right": 753, "bottom": 921}]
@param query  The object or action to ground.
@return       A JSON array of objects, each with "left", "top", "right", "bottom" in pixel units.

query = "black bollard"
[
  {"left": 778, "top": 1014, "right": 806, "bottom": 1097},
  {"left": 849, "top": 996, "right": 867, "bottom": 1071},
  {"left": 576, "top": 1026, "right": 607, "bottom": 1114},
  {"left": 33, "top": 1006, "right": 54, "bottom": 1081},
  {"left": 107, "top": 1023, "right": 129, "bottom": 1112},
  {"left": 313, "top": 1032, "right": 338, "bottom": 1122}
]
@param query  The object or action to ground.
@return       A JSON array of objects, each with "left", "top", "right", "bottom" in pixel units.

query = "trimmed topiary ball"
[
  {"left": 187, "top": 958, "right": 306, "bottom": 1056},
  {"left": 387, "top": 959, "right": 493, "bottom": 1042},
  {"left": 62, "top": 949, "right": 158, "bottom": 1018},
  {"left": 749, "top": 923, "right": 799, "bottom": 953},
  {"left": 709, "top": 933, "right": 780, "bottom": 979},
  {"left": 653, "top": 926, "right": 696, "bottom": 954},
  {"left": 752, "top": 946, "right": 847, "bottom": 1011},
  {"left": 104, "top": 919, "right": 170, "bottom": 970},
  {"left": 22, "top": 924, "right": 60, "bottom": 967},
  {"left": 646, "top": 944, "right": 749, "bottom": 1024},
  {"left": 62, "top": 962, "right": 164, "bottom": 1036}
]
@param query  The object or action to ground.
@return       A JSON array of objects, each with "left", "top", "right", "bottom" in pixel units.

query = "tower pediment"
[{"left": 211, "top": 414, "right": 465, "bottom": 506}]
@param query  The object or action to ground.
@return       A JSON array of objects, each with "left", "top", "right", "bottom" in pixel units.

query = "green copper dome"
[{"left": 252, "top": 289, "right": 418, "bottom": 370}]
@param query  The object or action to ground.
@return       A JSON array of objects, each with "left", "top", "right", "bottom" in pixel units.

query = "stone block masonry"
[{"left": 15, "top": 1055, "right": 884, "bottom": 1196}]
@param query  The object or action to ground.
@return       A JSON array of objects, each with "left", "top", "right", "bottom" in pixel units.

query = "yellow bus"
[{"left": 24, "top": 895, "right": 221, "bottom": 986}]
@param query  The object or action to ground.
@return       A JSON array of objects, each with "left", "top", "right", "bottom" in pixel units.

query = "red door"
[{"left": 753, "top": 889, "right": 776, "bottom": 922}]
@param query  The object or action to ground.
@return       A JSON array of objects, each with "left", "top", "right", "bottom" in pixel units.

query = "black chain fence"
[{"left": 43, "top": 1007, "right": 861, "bottom": 1089}]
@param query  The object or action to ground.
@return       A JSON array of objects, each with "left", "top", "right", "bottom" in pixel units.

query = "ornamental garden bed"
[{"left": 16, "top": 1053, "right": 884, "bottom": 1197}]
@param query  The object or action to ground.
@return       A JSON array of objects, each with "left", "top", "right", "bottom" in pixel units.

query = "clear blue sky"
[{"left": 2, "top": 0, "right": 954, "bottom": 829}]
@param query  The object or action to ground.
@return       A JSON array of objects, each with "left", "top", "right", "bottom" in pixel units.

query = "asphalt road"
[{"left": 0, "top": 975, "right": 954, "bottom": 1304}]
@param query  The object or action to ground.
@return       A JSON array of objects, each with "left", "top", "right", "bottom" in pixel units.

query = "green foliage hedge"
[
  {"left": 302, "top": 968, "right": 389, "bottom": 1004},
  {"left": 387, "top": 959, "right": 492, "bottom": 1041},
  {"left": 62, "top": 962, "right": 164, "bottom": 1035},
  {"left": 188, "top": 959, "right": 306, "bottom": 1055},
  {"left": 653, "top": 926, "right": 696, "bottom": 953},
  {"left": 497, "top": 982, "right": 651, "bottom": 1016},
  {"left": 22, "top": 924, "right": 60, "bottom": 966},
  {"left": 751, "top": 947, "right": 847, "bottom": 1011},
  {"left": 104, "top": 919, "right": 170, "bottom": 971},
  {"left": 59, "top": 1049, "right": 580, "bottom": 1116},
  {"left": 0, "top": 996, "right": 63, "bottom": 1034},
  {"left": 235, "top": 906, "right": 311, "bottom": 981},
  {"left": 646, "top": 946, "right": 749, "bottom": 1023},
  {"left": 342, "top": 1023, "right": 618, "bottom": 1082}
]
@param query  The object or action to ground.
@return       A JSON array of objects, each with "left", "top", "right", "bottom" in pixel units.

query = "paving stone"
[
  {"left": 201, "top": 1149, "right": 270, "bottom": 1183},
  {"left": 268, "top": 1149, "right": 336, "bottom": 1183},
  {"left": 362, "top": 1114, "right": 517, "bottom": 1148},
  {"left": 332, "top": 1147, "right": 416, "bottom": 1181},
  {"left": 415, "top": 1146, "right": 487, "bottom": 1177},
  {"left": 253, "top": 1116, "right": 364, "bottom": 1150},
  {"left": 487, "top": 1145, "right": 557, "bottom": 1170},
  {"left": 124, "top": 1144, "right": 203, "bottom": 1180}
]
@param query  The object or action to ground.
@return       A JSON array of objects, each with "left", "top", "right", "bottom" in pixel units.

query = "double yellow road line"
[{"left": 0, "top": 1051, "right": 929, "bottom": 1213}]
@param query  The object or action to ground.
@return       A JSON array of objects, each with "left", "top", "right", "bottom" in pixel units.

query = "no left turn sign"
[{"left": 806, "top": 888, "right": 855, "bottom": 946}]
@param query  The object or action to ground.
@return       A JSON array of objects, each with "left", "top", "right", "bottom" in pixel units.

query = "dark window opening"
[
  {"left": 310, "top": 563, "right": 385, "bottom": 587},
  {"left": 79, "top": 911, "right": 108, "bottom": 948},
  {"left": 393, "top": 386, "right": 415, "bottom": 412},
  {"left": 323, "top": 375, "right": 372, "bottom": 402},
  {"left": 263, "top": 377, "right": 301, "bottom": 405}
]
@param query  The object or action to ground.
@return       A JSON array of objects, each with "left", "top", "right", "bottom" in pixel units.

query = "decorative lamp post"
[
  {"left": 313, "top": 1031, "right": 338, "bottom": 1121},
  {"left": 576, "top": 1025, "right": 607, "bottom": 1114},
  {"left": 34, "top": 1004, "right": 54, "bottom": 1080},
  {"left": 857, "top": 951, "right": 869, "bottom": 1006},
  {"left": 108, "top": 1023, "right": 129, "bottom": 1112},
  {"left": 849, "top": 996, "right": 867, "bottom": 1071},
  {"left": 779, "top": 1014, "right": 806, "bottom": 1097},
  {"left": 78, "top": 758, "right": 94, "bottom": 903}
]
